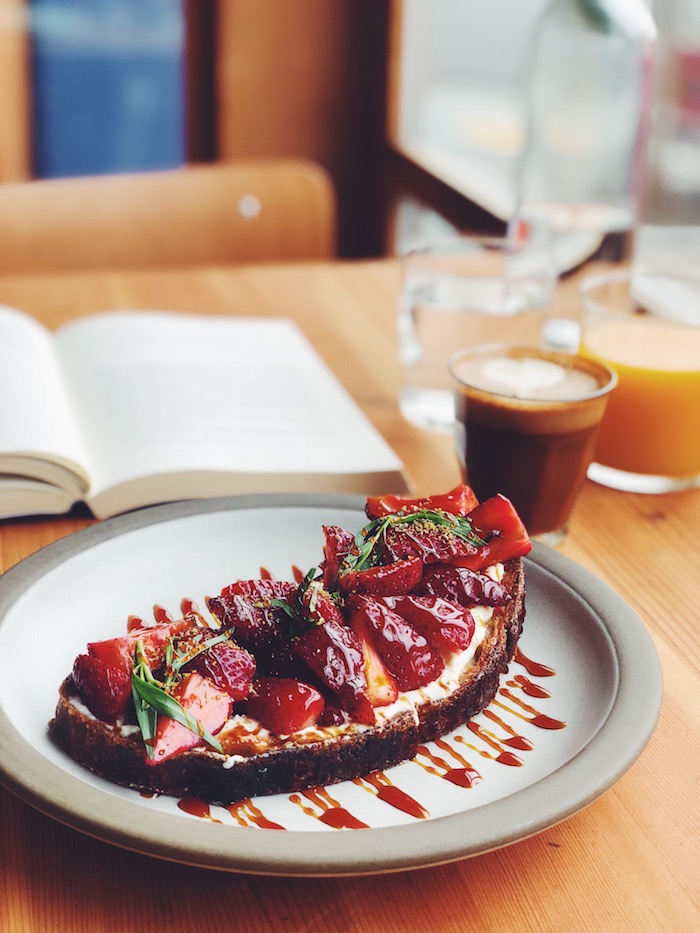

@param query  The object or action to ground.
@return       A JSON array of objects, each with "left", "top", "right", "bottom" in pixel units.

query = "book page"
[
  {"left": 54, "top": 313, "right": 405, "bottom": 513},
  {"left": 0, "top": 306, "right": 90, "bottom": 493}
]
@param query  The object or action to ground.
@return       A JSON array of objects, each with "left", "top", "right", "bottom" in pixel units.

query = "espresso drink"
[{"left": 450, "top": 347, "right": 616, "bottom": 538}]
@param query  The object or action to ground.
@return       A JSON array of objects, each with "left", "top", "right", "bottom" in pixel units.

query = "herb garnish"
[
  {"left": 340, "top": 508, "right": 490, "bottom": 576},
  {"left": 131, "top": 633, "right": 228, "bottom": 758},
  {"left": 270, "top": 566, "right": 335, "bottom": 630}
]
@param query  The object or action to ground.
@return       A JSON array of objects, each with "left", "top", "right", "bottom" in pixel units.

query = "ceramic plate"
[{"left": 0, "top": 495, "right": 662, "bottom": 875}]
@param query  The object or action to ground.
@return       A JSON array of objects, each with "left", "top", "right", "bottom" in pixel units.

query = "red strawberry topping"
[
  {"left": 72, "top": 653, "right": 132, "bottom": 721},
  {"left": 321, "top": 524, "right": 355, "bottom": 588},
  {"left": 382, "top": 595, "right": 475, "bottom": 656},
  {"left": 87, "top": 618, "right": 192, "bottom": 678},
  {"left": 186, "top": 642, "right": 256, "bottom": 701},
  {"left": 208, "top": 590, "right": 293, "bottom": 658},
  {"left": 243, "top": 677, "right": 325, "bottom": 734},
  {"left": 293, "top": 619, "right": 375, "bottom": 725},
  {"left": 339, "top": 555, "right": 423, "bottom": 600},
  {"left": 365, "top": 484, "right": 479, "bottom": 519},
  {"left": 416, "top": 564, "right": 511, "bottom": 607},
  {"left": 351, "top": 596, "right": 444, "bottom": 691},
  {"left": 348, "top": 610, "right": 399, "bottom": 706},
  {"left": 147, "top": 672, "right": 231, "bottom": 765}
]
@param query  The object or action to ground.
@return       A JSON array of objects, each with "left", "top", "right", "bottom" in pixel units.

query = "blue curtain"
[{"left": 30, "top": 0, "right": 185, "bottom": 177}]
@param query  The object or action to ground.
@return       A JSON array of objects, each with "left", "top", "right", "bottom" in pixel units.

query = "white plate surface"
[{"left": 0, "top": 495, "right": 662, "bottom": 874}]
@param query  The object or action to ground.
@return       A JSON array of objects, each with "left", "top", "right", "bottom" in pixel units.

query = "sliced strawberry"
[
  {"left": 352, "top": 596, "right": 444, "bottom": 691},
  {"left": 88, "top": 618, "right": 192, "bottom": 678},
  {"left": 147, "top": 672, "right": 232, "bottom": 766},
  {"left": 382, "top": 522, "right": 481, "bottom": 566},
  {"left": 244, "top": 677, "right": 325, "bottom": 734},
  {"left": 72, "top": 653, "right": 132, "bottom": 721},
  {"left": 186, "top": 642, "right": 256, "bottom": 701},
  {"left": 293, "top": 619, "right": 375, "bottom": 725},
  {"left": 317, "top": 703, "right": 351, "bottom": 727},
  {"left": 321, "top": 524, "right": 355, "bottom": 587},
  {"left": 339, "top": 556, "right": 423, "bottom": 600},
  {"left": 220, "top": 580, "right": 296, "bottom": 601},
  {"left": 416, "top": 563, "right": 512, "bottom": 607},
  {"left": 383, "top": 595, "right": 475, "bottom": 656},
  {"left": 365, "top": 484, "right": 479, "bottom": 520},
  {"left": 348, "top": 610, "right": 399, "bottom": 707},
  {"left": 455, "top": 495, "right": 532, "bottom": 570},
  {"left": 208, "top": 591, "right": 292, "bottom": 658},
  {"left": 299, "top": 579, "right": 344, "bottom": 627}
]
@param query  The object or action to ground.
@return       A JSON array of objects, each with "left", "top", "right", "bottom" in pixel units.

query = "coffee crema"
[{"left": 450, "top": 346, "right": 616, "bottom": 539}]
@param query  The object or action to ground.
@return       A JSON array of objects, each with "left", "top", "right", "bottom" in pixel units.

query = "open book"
[{"left": 0, "top": 308, "right": 408, "bottom": 519}]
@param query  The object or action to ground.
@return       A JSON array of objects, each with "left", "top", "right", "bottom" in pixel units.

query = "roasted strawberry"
[
  {"left": 147, "top": 673, "right": 231, "bottom": 765},
  {"left": 382, "top": 595, "right": 475, "bottom": 656},
  {"left": 299, "top": 578, "right": 344, "bottom": 627},
  {"left": 221, "top": 580, "right": 296, "bottom": 602},
  {"left": 72, "top": 653, "right": 132, "bottom": 721},
  {"left": 293, "top": 619, "right": 375, "bottom": 725},
  {"left": 416, "top": 564, "right": 512, "bottom": 607},
  {"left": 348, "top": 610, "right": 399, "bottom": 706},
  {"left": 352, "top": 596, "right": 444, "bottom": 691},
  {"left": 457, "top": 494, "right": 532, "bottom": 569},
  {"left": 88, "top": 618, "right": 192, "bottom": 678},
  {"left": 321, "top": 525, "right": 355, "bottom": 588},
  {"left": 339, "top": 556, "right": 423, "bottom": 600},
  {"left": 208, "top": 590, "right": 293, "bottom": 659},
  {"left": 185, "top": 642, "right": 256, "bottom": 701},
  {"left": 382, "top": 520, "right": 481, "bottom": 566},
  {"left": 244, "top": 677, "right": 325, "bottom": 734},
  {"left": 316, "top": 701, "right": 351, "bottom": 728},
  {"left": 365, "top": 484, "right": 479, "bottom": 520}
]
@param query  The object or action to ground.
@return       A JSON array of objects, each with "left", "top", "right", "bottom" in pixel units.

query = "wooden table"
[{"left": 0, "top": 261, "right": 698, "bottom": 932}]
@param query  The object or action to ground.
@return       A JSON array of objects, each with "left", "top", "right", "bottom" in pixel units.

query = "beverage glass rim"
[
  {"left": 400, "top": 228, "right": 553, "bottom": 260},
  {"left": 580, "top": 269, "right": 700, "bottom": 330},
  {"left": 448, "top": 343, "right": 617, "bottom": 404}
]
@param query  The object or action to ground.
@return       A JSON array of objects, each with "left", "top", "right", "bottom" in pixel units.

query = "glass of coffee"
[{"left": 449, "top": 344, "right": 617, "bottom": 545}]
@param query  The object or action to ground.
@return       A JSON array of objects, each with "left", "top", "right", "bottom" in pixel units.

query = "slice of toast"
[{"left": 48, "top": 557, "right": 525, "bottom": 806}]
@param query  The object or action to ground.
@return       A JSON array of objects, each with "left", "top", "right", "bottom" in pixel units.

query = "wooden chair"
[{"left": 0, "top": 159, "right": 337, "bottom": 273}]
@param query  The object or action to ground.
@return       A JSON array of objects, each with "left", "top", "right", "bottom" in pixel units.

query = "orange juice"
[{"left": 581, "top": 319, "right": 700, "bottom": 477}]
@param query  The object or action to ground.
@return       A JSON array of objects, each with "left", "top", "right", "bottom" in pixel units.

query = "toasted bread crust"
[{"left": 49, "top": 558, "right": 525, "bottom": 805}]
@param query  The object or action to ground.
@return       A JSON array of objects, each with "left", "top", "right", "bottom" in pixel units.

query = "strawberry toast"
[{"left": 49, "top": 486, "right": 530, "bottom": 805}]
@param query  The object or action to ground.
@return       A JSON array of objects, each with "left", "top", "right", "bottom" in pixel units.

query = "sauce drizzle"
[
  {"left": 514, "top": 647, "right": 556, "bottom": 677},
  {"left": 152, "top": 604, "right": 174, "bottom": 624},
  {"left": 416, "top": 743, "right": 482, "bottom": 787},
  {"left": 178, "top": 797, "right": 222, "bottom": 822},
  {"left": 127, "top": 614, "right": 144, "bottom": 633},
  {"left": 354, "top": 771, "right": 429, "bottom": 819},
  {"left": 464, "top": 724, "right": 524, "bottom": 767},
  {"left": 291, "top": 787, "right": 369, "bottom": 829},
  {"left": 226, "top": 799, "right": 285, "bottom": 830},
  {"left": 497, "top": 688, "right": 567, "bottom": 729},
  {"left": 507, "top": 674, "right": 552, "bottom": 699}
]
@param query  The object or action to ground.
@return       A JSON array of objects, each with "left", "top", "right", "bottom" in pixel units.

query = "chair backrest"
[{"left": 0, "top": 159, "right": 337, "bottom": 273}]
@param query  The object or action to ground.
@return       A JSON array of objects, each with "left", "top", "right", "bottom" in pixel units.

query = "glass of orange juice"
[{"left": 580, "top": 270, "right": 700, "bottom": 493}]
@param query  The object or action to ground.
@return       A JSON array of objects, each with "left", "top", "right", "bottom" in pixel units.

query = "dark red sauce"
[
  {"left": 178, "top": 797, "right": 221, "bottom": 822},
  {"left": 514, "top": 648, "right": 556, "bottom": 677},
  {"left": 357, "top": 771, "right": 429, "bottom": 819},
  {"left": 507, "top": 674, "right": 552, "bottom": 699}
]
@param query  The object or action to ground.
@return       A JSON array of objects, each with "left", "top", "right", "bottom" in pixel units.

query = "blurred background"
[{"left": 0, "top": 0, "right": 693, "bottom": 261}]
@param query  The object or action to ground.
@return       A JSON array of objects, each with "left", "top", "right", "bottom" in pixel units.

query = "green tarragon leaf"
[
  {"left": 339, "top": 508, "right": 491, "bottom": 577},
  {"left": 131, "top": 639, "right": 223, "bottom": 758}
]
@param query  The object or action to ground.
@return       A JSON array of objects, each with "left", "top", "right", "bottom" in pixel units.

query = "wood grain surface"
[{"left": 0, "top": 261, "right": 698, "bottom": 933}]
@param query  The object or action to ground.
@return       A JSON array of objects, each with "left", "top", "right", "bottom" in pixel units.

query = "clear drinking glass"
[{"left": 397, "top": 232, "right": 556, "bottom": 431}]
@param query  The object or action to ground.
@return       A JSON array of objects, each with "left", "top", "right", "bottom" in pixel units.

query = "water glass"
[{"left": 398, "top": 233, "right": 555, "bottom": 431}]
